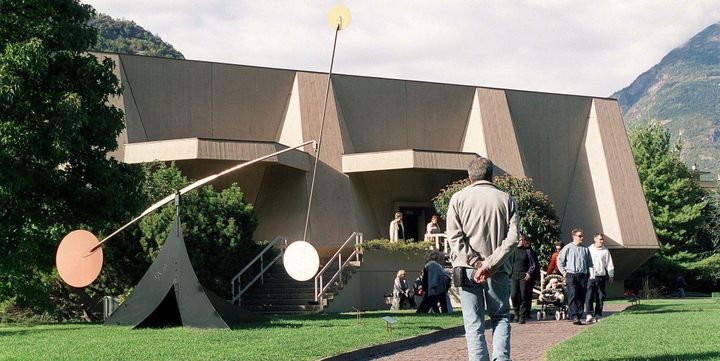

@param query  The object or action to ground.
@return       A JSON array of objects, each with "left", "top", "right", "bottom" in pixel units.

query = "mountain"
[
  {"left": 612, "top": 21, "right": 720, "bottom": 175},
  {"left": 88, "top": 13, "right": 184, "bottom": 59}
]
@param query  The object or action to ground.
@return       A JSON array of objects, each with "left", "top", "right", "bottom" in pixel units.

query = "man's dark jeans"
[
  {"left": 585, "top": 276, "right": 607, "bottom": 317},
  {"left": 565, "top": 272, "right": 588, "bottom": 320}
]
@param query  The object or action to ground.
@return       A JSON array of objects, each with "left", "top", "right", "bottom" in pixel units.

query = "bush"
[
  {"left": 433, "top": 176, "right": 560, "bottom": 267},
  {"left": 103, "top": 162, "right": 263, "bottom": 300},
  {"left": 360, "top": 239, "right": 435, "bottom": 254}
]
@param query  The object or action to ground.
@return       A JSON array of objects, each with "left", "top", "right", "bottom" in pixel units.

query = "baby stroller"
[{"left": 536, "top": 273, "right": 568, "bottom": 320}]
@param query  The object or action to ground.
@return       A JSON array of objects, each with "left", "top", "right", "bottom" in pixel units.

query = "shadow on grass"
[
  {"left": 624, "top": 303, "right": 712, "bottom": 315},
  {"left": 602, "top": 351, "right": 720, "bottom": 361},
  {"left": 227, "top": 311, "right": 457, "bottom": 330},
  {"left": 0, "top": 325, "right": 95, "bottom": 337}
]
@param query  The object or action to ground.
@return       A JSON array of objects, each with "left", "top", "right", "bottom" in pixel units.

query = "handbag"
[{"left": 453, "top": 267, "right": 475, "bottom": 287}]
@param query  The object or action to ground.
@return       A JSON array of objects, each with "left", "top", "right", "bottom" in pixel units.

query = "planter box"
[{"left": 324, "top": 249, "right": 426, "bottom": 312}]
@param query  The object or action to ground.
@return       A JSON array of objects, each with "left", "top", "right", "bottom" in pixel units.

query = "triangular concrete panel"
[
  {"left": 505, "top": 91, "right": 592, "bottom": 218},
  {"left": 278, "top": 74, "right": 304, "bottom": 147},
  {"left": 461, "top": 90, "right": 488, "bottom": 158},
  {"left": 593, "top": 99, "right": 658, "bottom": 248},
  {"left": 474, "top": 88, "right": 526, "bottom": 176},
  {"left": 563, "top": 102, "right": 621, "bottom": 246}
]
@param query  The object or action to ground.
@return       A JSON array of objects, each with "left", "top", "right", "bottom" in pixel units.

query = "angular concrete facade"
[{"left": 99, "top": 53, "right": 659, "bottom": 282}]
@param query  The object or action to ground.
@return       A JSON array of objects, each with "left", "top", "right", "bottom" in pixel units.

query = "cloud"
[{"left": 84, "top": 0, "right": 720, "bottom": 96}]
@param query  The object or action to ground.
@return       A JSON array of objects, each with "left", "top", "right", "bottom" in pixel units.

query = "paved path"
[{"left": 367, "top": 303, "right": 629, "bottom": 361}]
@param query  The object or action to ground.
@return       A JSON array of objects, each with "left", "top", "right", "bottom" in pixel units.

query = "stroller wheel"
[
  {"left": 555, "top": 310, "right": 561, "bottom": 320},
  {"left": 561, "top": 312, "right": 566, "bottom": 320}
]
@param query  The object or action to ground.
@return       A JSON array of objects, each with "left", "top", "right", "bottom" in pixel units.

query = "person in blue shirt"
[{"left": 557, "top": 228, "right": 593, "bottom": 325}]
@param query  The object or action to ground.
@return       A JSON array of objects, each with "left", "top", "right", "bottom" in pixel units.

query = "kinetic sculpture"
[{"left": 55, "top": 5, "right": 351, "bottom": 328}]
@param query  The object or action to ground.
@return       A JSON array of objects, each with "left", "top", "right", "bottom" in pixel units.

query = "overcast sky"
[{"left": 83, "top": 0, "right": 720, "bottom": 97}]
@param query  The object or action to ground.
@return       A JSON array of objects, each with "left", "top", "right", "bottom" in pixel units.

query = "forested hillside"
[
  {"left": 88, "top": 13, "right": 184, "bottom": 59},
  {"left": 612, "top": 21, "right": 720, "bottom": 175}
]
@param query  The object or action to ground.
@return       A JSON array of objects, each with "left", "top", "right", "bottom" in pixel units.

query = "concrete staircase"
[{"left": 240, "top": 258, "right": 361, "bottom": 314}]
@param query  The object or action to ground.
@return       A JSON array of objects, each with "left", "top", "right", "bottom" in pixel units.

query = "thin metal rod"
[
  {"left": 303, "top": 23, "right": 341, "bottom": 243},
  {"left": 89, "top": 140, "right": 316, "bottom": 253}
]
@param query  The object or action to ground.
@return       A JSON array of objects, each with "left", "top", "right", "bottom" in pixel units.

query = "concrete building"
[{"left": 98, "top": 52, "right": 659, "bottom": 295}]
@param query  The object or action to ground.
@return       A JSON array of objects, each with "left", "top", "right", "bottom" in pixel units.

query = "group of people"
[
  {"left": 389, "top": 212, "right": 443, "bottom": 242},
  {"left": 550, "top": 229, "right": 615, "bottom": 324},
  {"left": 442, "top": 156, "right": 620, "bottom": 360},
  {"left": 391, "top": 250, "right": 453, "bottom": 313}
]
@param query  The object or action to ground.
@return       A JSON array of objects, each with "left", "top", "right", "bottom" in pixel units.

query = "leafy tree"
[
  {"left": 0, "top": 0, "right": 144, "bottom": 309},
  {"left": 628, "top": 122, "right": 706, "bottom": 254},
  {"left": 433, "top": 175, "right": 560, "bottom": 267},
  {"left": 120, "top": 162, "right": 263, "bottom": 299}
]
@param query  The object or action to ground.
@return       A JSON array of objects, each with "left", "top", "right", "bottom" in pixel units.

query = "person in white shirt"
[
  {"left": 585, "top": 233, "right": 614, "bottom": 322},
  {"left": 389, "top": 212, "right": 405, "bottom": 242},
  {"left": 426, "top": 214, "right": 442, "bottom": 234}
]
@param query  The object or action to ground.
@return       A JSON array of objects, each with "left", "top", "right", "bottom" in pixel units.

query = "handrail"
[
  {"left": 231, "top": 236, "right": 288, "bottom": 305},
  {"left": 314, "top": 232, "right": 363, "bottom": 302},
  {"left": 425, "top": 233, "right": 449, "bottom": 254}
]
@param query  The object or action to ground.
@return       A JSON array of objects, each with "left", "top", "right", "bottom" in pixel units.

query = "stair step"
[
  {"left": 245, "top": 292, "right": 316, "bottom": 299},
  {"left": 242, "top": 299, "right": 316, "bottom": 306},
  {"left": 242, "top": 304, "right": 323, "bottom": 312}
]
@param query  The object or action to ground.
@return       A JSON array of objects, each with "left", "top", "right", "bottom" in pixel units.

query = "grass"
[
  {"left": 546, "top": 298, "right": 720, "bottom": 361},
  {"left": 0, "top": 310, "right": 463, "bottom": 360}
]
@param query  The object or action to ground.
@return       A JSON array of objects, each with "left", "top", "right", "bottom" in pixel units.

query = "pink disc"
[{"left": 56, "top": 230, "right": 104, "bottom": 288}]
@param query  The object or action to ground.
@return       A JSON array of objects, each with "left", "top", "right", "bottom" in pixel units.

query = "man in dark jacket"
[{"left": 510, "top": 234, "right": 536, "bottom": 324}]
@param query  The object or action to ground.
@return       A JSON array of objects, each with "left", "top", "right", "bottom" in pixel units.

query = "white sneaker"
[
  {"left": 585, "top": 314, "right": 594, "bottom": 323},
  {"left": 594, "top": 316, "right": 601, "bottom": 322}
]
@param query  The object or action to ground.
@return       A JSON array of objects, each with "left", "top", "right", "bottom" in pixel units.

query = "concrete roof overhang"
[
  {"left": 123, "top": 138, "right": 312, "bottom": 172},
  {"left": 342, "top": 149, "right": 479, "bottom": 173}
]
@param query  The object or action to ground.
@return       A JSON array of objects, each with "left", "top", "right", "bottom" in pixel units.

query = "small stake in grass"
[
  {"left": 352, "top": 306, "right": 361, "bottom": 324},
  {"left": 383, "top": 316, "right": 397, "bottom": 333}
]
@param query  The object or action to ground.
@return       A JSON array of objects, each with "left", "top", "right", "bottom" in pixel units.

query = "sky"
[{"left": 83, "top": 0, "right": 720, "bottom": 97}]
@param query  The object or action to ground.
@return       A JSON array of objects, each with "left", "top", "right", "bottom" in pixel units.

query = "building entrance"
[{"left": 398, "top": 205, "right": 440, "bottom": 242}]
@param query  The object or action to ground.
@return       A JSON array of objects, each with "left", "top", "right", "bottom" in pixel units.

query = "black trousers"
[
  {"left": 415, "top": 293, "right": 448, "bottom": 313},
  {"left": 585, "top": 276, "right": 607, "bottom": 317},
  {"left": 566, "top": 272, "right": 588, "bottom": 320},
  {"left": 510, "top": 273, "right": 532, "bottom": 319}
]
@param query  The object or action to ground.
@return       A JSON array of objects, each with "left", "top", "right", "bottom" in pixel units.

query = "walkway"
[{"left": 367, "top": 303, "right": 629, "bottom": 361}]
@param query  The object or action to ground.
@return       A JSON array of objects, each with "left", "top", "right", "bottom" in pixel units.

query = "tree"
[
  {"left": 0, "top": 1, "right": 144, "bottom": 309},
  {"left": 433, "top": 175, "right": 560, "bottom": 267},
  {"left": 628, "top": 122, "right": 706, "bottom": 254},
  {"left": 112, "top": 162, "right": 263, "bottom": 299}
]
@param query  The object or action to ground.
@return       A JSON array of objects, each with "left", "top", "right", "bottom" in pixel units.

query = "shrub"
[{"left": 433, "top": 176, "right": 560, "bottom": 267}]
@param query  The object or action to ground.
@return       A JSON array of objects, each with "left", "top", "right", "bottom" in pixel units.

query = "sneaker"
[
  {"left": 585, "top": 314, "right": 594, "bottom": 323},
  {"left": 594, "top": 316, "right": 601, "bottom": 322},
  {"left": 519, "top": 318, "right": 526, "bottom": 324},
  {"left": 573, "top": 318, "right": 582, "bottom": 325}
]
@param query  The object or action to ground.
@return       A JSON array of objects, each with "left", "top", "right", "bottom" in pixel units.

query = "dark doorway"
[{"left": 399, "top": 206, "right": 439, "bottom": 242}]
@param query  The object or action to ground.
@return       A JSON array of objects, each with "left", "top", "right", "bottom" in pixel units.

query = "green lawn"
[
  {"left": 546, "top": 298, "right": 720, "bottom": 361},
  {"left": 0, "top": 310, "right": 463, "bottom": 360}
]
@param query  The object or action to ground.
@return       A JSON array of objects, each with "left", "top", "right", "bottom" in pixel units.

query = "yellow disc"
[{"left": 327, "top": 4, "right": 351, "bottom": 30}]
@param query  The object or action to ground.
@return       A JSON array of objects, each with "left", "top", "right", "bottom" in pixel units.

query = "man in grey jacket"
[
  {"left": 558, "top": 228, "right": 593, "bottom": 325},
  {"left": 447, "top": 157, "right": 519, "bottom": 361}
]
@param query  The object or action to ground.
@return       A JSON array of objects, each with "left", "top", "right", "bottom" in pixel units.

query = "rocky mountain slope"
[{"left": 612, "top": 21, "right": 720, "bottom": 175}]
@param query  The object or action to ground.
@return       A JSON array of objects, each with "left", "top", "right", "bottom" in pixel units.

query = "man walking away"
[
  {"left": 447, "top": 157, "right": 519, "bottom": 361},
  {"left": 558, "top": 228, "right": 593, "bottom": 325},
  {"left": 585, "top": 233, "right": 614, "bottom": 322}
]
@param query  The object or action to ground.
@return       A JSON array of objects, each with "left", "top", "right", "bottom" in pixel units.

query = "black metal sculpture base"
[{"left": 105, "top": 216, "right": 263, "bottom": 328}]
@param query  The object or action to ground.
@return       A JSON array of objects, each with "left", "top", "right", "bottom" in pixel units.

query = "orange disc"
[{"left": 56, "top": 230, "right": 104, "bottom": 288}]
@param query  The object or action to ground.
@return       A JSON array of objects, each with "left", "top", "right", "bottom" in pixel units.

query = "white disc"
[{"left": 283, "top": 241, "right": 320, "bottom": 281}]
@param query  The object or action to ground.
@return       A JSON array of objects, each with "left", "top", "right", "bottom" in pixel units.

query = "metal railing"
[
  {"left": 425, "top": 233, "right": 449, "bottom": 254},
  {"left": 314, "top": 232, "right": 363, "bottom": 302},
  {"left": 231, "top": 236, "right": 287, "bottom": 305}
]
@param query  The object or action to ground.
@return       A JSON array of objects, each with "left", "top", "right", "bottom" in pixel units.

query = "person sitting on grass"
[{"left": 392, "top": 269, "right": 416, "bottom": 310}]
